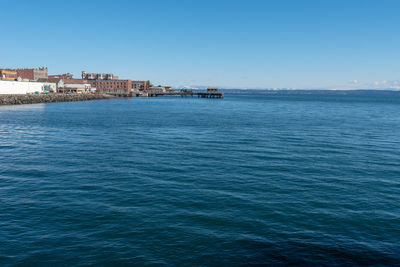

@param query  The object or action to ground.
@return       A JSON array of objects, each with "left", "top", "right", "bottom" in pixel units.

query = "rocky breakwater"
[{"left": 0, "top": 94, "right": 115, "bottom": 105}]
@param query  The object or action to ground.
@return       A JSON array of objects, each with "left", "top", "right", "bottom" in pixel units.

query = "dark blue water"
[{"left": 1, "top": 94, "right": 400, "bottom": 266}]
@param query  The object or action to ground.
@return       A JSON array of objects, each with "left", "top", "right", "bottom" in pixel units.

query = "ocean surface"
[{"left": 0, "top": 93, "right": 399, "bottom": 266}]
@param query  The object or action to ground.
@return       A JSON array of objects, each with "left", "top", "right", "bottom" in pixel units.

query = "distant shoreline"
[{"left": 218, "top": 89, "right": 400, "bottom": 95}]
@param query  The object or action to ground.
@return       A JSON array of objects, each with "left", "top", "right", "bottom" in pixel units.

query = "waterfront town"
[
  {"left": 0, "top": 67, "right": 175, "bottom": 97},
  {"left": 0, "top": 67, "right": 223, "bottom": 100}
]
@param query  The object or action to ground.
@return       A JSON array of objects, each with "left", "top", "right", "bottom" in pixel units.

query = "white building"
[
  {"left": 42, "top": 82, "right": 57, "bottom": 93},
  {"left": 0, "top": 80, "right": 44, "bottom": 94},
  {"left": 37, "top": 78, "right": 64, "bottom": 92},
  {"left": 149, "top": 86, "right": 166, "bottom": 93},
  {"left": 64, "top": 79, "right": 92, "bottom": 93}
]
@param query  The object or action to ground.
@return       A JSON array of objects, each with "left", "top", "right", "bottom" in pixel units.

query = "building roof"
[
  {"left": 37, "top": 78, "right": 90, "bottom": 84},
  {"left": 64, "top": 79, "right": 89, "bottom": 84},
  {"left": 48, "top": 73, "right": 73, "bottom": 78},
  {"left": 90, "top": 79, "right": 132, "bottom": 82},
  {"left": 37, "top": 78, "right": 62, "bottom": 83}
]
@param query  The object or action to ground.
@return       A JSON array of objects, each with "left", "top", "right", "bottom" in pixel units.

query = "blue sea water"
[{"left": 0, "top": 93, "right": 400, "bottom": 266}]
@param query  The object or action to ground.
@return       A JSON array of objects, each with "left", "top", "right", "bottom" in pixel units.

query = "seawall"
[{"left": 0, "top": 94, "right": 115, "bottom": 105}]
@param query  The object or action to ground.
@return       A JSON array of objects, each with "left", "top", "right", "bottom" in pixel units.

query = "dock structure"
[
  {"left": 106, "top": 92, "right": 132, "bottom": 97},
  {"left": 196, "top": 91, "right": 224, "bottom": 98},
  {"left": 179, "top": 89, "right": 194, "bottom": 97},
  {"left": 179, "top": 87, "right": 224, "bottom": 99},
  {"left": 197, "top": 87, "right": 224, "bottom": 98},
  {"left": 105, "top": 87, "right": 223, "bottom": 99}
]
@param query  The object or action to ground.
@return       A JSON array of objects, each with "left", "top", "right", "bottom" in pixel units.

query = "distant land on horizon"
[
  {"left": 180, "top": 86, "right": 400, "bottom": 92},
  {"left": 214, "top": 89, "right": 400, "bottom": 95}
]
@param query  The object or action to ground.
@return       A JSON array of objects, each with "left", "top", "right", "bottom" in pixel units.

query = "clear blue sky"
[{"left": 1, "top": 0, "right": 399, "bottom": 89}]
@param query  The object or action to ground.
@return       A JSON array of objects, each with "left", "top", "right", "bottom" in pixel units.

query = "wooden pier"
[
  {"left": 196, "top": 91, "right": 224, "bottom": 98},
  {"left": 106, "top": 92, "right": 132, "bottom": 97},
  {"left": 105, "top": 87, "right": 223, "bottom": 99},
  {"left": 179, "top": 87, "right": 223, "bottom": 99}
]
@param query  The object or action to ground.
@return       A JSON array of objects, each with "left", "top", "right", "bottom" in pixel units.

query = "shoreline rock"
[{"left": 0, "top": 94, "right": 115, "bottom": 105}]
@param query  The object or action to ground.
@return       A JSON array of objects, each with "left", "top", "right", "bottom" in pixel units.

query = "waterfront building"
[
  {"left": 81, "top": 71, "right": 118, "bottom": 81},
  {"left": 82, "top": 70, "right": 134, "bottom": 95},
  {"left": 90, "top": 79, "right": 132, "bottom": 95},
  {"left": 0, "top": 80, "right": 45, "bottom": 94},
  {"left": 132, "top": 80, "right": 152, "bottom": 92},
  {"left": 148, "top": 85, "right": 166, "bottom": 94},
  {"left": 4, "top": 67, "right": 48, "bottom": 81},
  {"left": 49, "top": 73, "right": 73, "bottom": 79},
  {"left": 0, "top": 69, "right": 18, "bottom": 81},
  {"left": 42, "top": 82, "right": 57, "bottom": 93},
  {"left": 207, "top": 87, "right": 219, "bottom": 92},
  {"left": 81, "top": 71, "right": 154, "bottom": 95},
  {"left": 37, "top": 78, "right": 91, "bottom": 94},
  {"left": 62, "top": 79, "right": 92, "bottom": 94},
  {"left": 164, "top": 86, "right": 174, "bottom": 92},
  {"left": 37, "top": 78, "right": 64, "bottom": 92}
]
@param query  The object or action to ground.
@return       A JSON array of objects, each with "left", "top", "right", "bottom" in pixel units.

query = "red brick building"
[
  {"left": 81, "top": 71, "right": 152, "bottom": 95},
  {"left": 82, "top": 71, "right": 133, "bottom": 95},
  {"left": 89, "top": 79, "right": 132, "bottom": 95},
  {"left": 132, "top": 80, "right": 152, "bottom": 92},
  {"left": 5, "top": 67, "right": 48, "bottom": 81},
  {"left": 49, "top": 73, "right": 73, "bottom": 79}
]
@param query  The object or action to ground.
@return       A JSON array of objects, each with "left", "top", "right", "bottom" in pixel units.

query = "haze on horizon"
[{"left": 1, "top": 0, "right": 399, "bottom": 90}]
